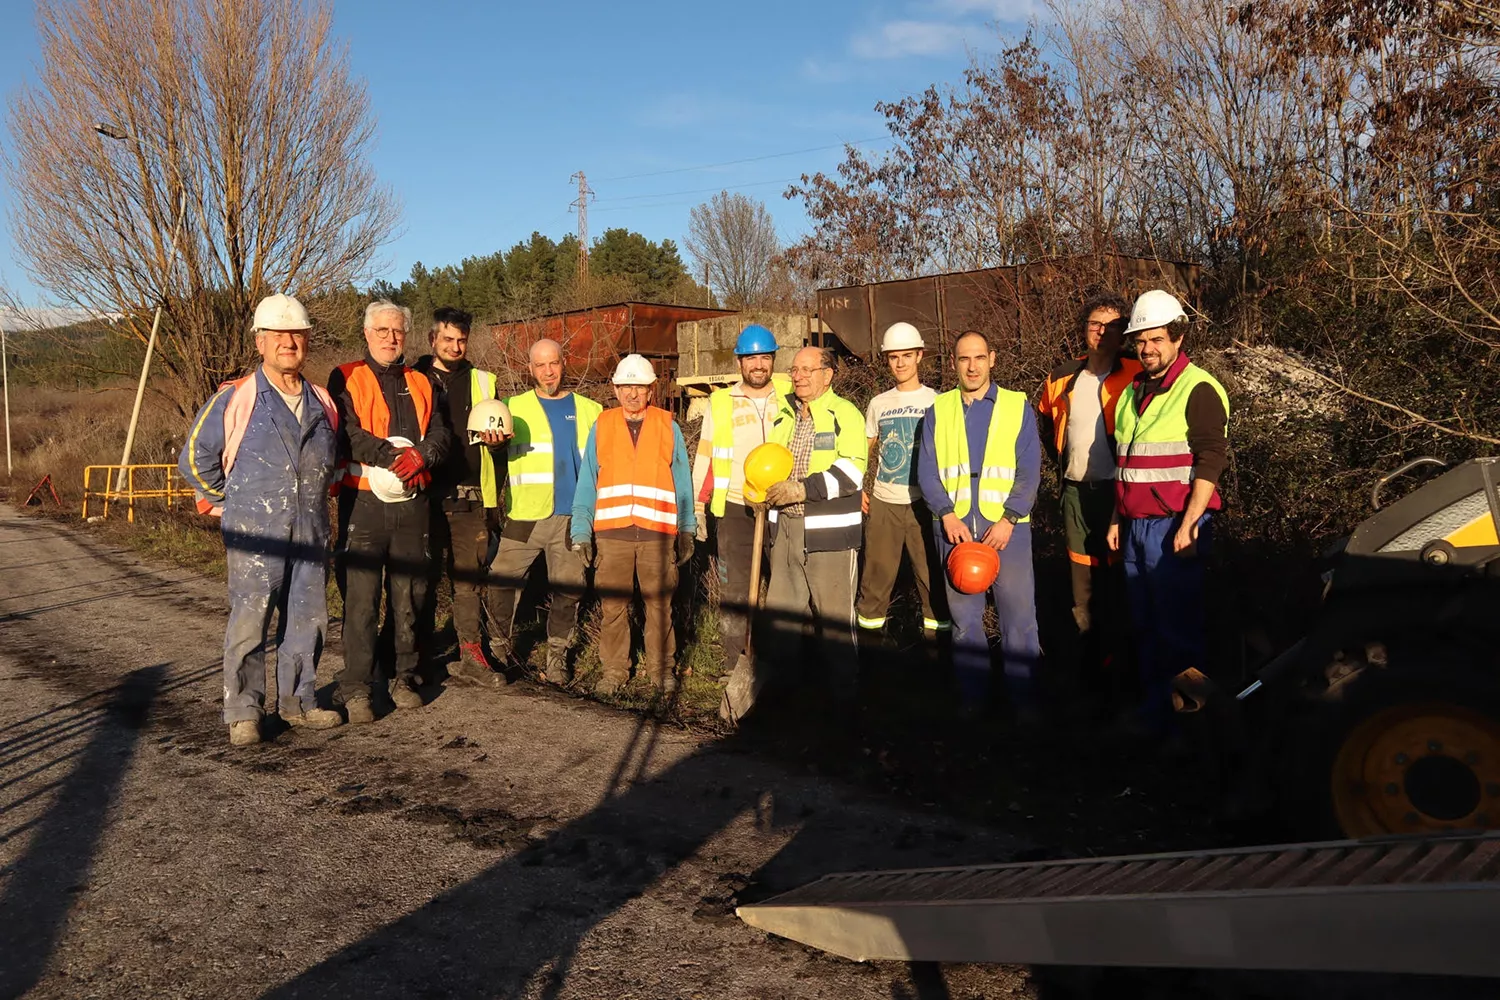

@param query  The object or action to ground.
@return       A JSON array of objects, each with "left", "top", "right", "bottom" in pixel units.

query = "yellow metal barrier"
[{"left": 82, "top": 464, "right": 193, "bottom": 523}]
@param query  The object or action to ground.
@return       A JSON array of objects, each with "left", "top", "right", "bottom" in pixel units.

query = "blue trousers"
[
  {"left": 937, "top": 521, "right": 1041, "bottom": 705},
  {"left": 223, "top": 526, "right": 328, "bottom": 723},
  {"left": 1121, "top": 514, "right": 1211, "bottom": 730}
]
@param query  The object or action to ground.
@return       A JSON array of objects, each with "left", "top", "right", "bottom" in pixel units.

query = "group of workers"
[{"left": 181, "top": 286, "right": 1229, "bottom": 748}]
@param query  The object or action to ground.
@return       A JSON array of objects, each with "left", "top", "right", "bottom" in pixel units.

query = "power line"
[
  {"left": 597, "top": 135, "right": 892, "bottom": 183},
  {"left": 595, "top": 177, "right": 798, "bottom": 205}
]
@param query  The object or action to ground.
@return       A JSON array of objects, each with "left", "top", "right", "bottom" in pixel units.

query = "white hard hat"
[
  {"left": 467, "top": 398, "right": 513, "bottom": 444},
  {"left": 252, "top": 293, "right": 312, "bottom": 332},
  {"left": 1124, "top": 290, "right": 1188, "bottom": 335},
  {"left": 880, "top": 321, "right": 925, "bottom": 353},
  {"left": 366, "top": 436, "right": 417, "bottom": 503},
  {"left": 612, "top": 353, "right": 656, "bottom": 386}
]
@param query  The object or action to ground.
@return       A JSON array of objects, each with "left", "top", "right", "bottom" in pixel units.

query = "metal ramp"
[{"left": 738, "top": 833, "right": 1500, "bottom": 977}]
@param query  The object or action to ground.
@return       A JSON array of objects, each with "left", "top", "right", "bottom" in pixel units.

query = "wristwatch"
[{"left": 1002, "top": 511, "right": 1020, "bottom": 525}]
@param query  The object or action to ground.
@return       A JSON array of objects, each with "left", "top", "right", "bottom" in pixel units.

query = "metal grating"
[{"left": 759, "top": 834, "right": 1500, "bottom": 908}]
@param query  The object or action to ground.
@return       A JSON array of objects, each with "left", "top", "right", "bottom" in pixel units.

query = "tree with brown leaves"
[{"left": 5, "top": 0, "right": 400, "bottom": 414}]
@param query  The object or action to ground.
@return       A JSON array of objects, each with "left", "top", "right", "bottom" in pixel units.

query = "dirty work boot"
[
  {"left": 593, "top": 669, "right": 629, "bottom": 697},
  {"left": 229, "top": 719, "right": 261, "bottom": 746},
  {"left": 646, "top": 663, "right": 677, "bottom": 696},
  {"left": 389, "top": 677, "right": 423, "bottom": 710},
  {"left": 344, "top": 697, "right": 375, "bottom": 725},
  {"left": 448, "top": 642, "right": 503, "bottom": 688},
  {"left": 541, "top": 644, "right": 573, "bottom": 686},
  {"left": 283, "top": 706, "right": 344, "bottom": 730}
]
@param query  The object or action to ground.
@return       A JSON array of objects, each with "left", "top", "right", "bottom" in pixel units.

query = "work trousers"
[
  {"left": 937, "top": 521, "right": 1041, "bottom": 706},
  {"left": 714, "top": 502, "right": 767, "bottom": 671},
  {"left": 1122, "top": 513, "right": 1212, "bottom": 732},
  {"left": 334, "top": 491, "right": 430, "bottom": 704},
  {"left": 427, "top": 502, "right": 492, "bottom": 645},
  {"left": 1061, "top": 479, "right": 1128, "bottom": 682},
  {"left": 222, "top": 528, "right": 327, "bottom": 723},
  {"left": 762, "top": 517, "right": 859, "bottom": 694},
  {"left": 594, "top": 535, "right": 677, "bottom": 683},
  {"left": 488, "top": 514, "right": 585, "bottom": 656},
  {"left": 856, "top": 497, "right": 948, "bottom": 632}
]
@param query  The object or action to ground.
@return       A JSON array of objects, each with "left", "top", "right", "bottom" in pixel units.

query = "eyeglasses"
[
  {"left": 789, "top": 366, "right": 830, "bottom": 377},
  {"left": 371, "top": 326, "right": 406, "bottom": 338}
]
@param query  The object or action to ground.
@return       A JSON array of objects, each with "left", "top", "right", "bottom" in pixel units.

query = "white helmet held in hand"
[
  {"left": 1125, "top": 289, "right": 1188, "bottom": 335},
  {"left": 612, "top": 353, "right": 656, "bottom": 386},
  {"left": 880, "top": 321, "right": 925, "bottom": 352},
  {"left": 366, "top": 435, "right": 417, "bottom": 504},
  {"left": 467, "top": 398, "right": 514, "bottom": 444},
  {"left": 252, "top": 293, "right": 312, "bottom": 332}
]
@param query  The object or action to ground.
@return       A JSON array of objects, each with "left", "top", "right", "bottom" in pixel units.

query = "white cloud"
[
  {"left": 845, "top": 0, "right": 1044, "bottom": 63},
  {"left": 851, "top": 20, "right": 970, "bottom": 60}
]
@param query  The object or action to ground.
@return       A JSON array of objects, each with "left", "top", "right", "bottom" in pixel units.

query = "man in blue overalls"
[{"left": 180, "top": 293, "right": 344, "bottom": 746}]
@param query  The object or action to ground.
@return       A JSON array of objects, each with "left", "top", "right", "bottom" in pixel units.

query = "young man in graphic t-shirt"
[{"left": 856, "top": 323, "right": 949, "bottom": 636}]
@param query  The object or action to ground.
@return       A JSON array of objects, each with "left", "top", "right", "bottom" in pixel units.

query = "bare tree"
[
  {"left": 5, "top": 0, "right": 400, "bottom": 413},
  {"left": 683, "top": 192, "right": 780, "bottom": 309}
]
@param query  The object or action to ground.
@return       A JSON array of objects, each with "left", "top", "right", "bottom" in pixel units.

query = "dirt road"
[{"left": 0, "top": 506, "right": 1032, "bottom": 999}]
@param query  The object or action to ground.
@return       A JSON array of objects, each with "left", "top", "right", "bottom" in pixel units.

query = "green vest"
[
  {"left": 504, "top": 390, "right": 603, "bottom": 521},
  {"left": 767, "top": 388, "right": 867, "bottom": 481},
  {"left": 1113, "top": 362, "right": 1229, "bottom": 518},
  {"left": 706, "top": 374, "right": 792, "bottom": 517},
  {"left": 932, "top": 386, "right": 1030, "bottom": 523}
]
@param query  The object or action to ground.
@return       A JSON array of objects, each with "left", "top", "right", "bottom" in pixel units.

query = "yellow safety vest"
[
  {"left": 504, "top": 390, "right": 603, "bottom": 521},
  {"left": 706, "top": 374, "right": 791, "bottom": 517},
  {"left": 932, "top": 386, "right": 1030, "bottom": 523},
  {"left": 470, "top": 368, "right": 500, "bottom": 508}
]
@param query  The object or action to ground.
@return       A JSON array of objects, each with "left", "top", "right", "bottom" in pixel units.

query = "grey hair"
[
  {"left": 529, "top": 337, "right": 563, "bottom": 363},
  {"left": 364, "top": 299, "right": 411, "bottom": 330}
]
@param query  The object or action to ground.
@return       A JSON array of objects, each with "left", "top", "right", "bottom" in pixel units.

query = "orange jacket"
[
  {"left": 1037, "top": 355, "right": 1141, "bottom": 463},
  {"left": 336, "top": 361, "right": 433, "bottom": 492},
  {"left": 593, "top": 407, "right": 679, "bottom": 535}
]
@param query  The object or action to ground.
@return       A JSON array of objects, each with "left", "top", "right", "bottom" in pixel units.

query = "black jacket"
[
  {"left": 413, "top": 355, "right": 484, "bottom": 498},
  {"left": 327, "top": 352, "right": 452, "bottom": 475}
]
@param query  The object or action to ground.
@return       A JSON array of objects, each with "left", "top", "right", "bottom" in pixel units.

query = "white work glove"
[{"left": 694, "top": 502, "right": 708, "bottom": 543}]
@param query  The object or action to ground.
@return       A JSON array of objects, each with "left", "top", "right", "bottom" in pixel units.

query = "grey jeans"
[
  {"left": 762, "top": 517, "right": 859, "bottom": 691},
  {"left": 486, "top": 514, "right": 585, "bottom": 653}
]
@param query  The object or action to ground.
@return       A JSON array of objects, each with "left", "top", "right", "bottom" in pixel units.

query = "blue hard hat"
[{"left": 734, "top": 324, "right": 778, "bottom": 356}]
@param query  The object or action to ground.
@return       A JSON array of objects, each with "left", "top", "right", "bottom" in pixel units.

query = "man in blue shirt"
[{"left": 916, "top": 331, "right": 1043, "bottom": 720}]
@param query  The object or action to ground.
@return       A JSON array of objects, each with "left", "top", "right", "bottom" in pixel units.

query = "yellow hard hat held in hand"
[{"left": 742, "top": 442, "right": 793, "bottom": 503}]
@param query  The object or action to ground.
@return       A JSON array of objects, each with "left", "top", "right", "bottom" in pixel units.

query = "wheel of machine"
[{"left": 1330, "top": 700, "right": 1500, "bottom": 836}]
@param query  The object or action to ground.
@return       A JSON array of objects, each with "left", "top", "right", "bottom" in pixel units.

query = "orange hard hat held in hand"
[
  {"left": 742, "top": 442, "right": 794, "bottom": 503},
  {"left": 947, "top": 540, "right": 1000, "bottom": 595}
]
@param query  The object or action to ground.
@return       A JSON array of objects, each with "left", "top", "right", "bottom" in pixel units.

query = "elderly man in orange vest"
[
  {"left": 570, "top": 354, "right": 697, "bottom": 695},
  {"left": 328, "top": 299, "right": 452, "bottom": 723}
]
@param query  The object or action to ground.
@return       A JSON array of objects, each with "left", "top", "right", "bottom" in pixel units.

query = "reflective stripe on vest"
[
  {"left": 707, "top": 375, "right": 791, "bottom": 517},
  {"left": 765, "top": 390, "right": 867, "bottom": 550},
  {"left": 470, "top": 368, "right": 500, "bottom": 508},
  {"left": 932, "top": 387, "right": 1029, "bottom": 523},
  {"left": 504, "top": 390, "right": 603, "bottom": 521},
  {"left": 594, "top": 407, "right": 678, "bottom": 535},
  {"left": 338, "top": 362, "right": 432, "bottom": 492},
  {"left": 1113, "top": 360, "right": 1229, "bottom": 519}
]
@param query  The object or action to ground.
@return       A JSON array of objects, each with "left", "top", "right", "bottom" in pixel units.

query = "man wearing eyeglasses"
[
  {"left": 721, "top": 346, "right": 866, "bottom": 721},
  {"left": 327, "top": 300, "right": 452, "bottom": 725},
  {"left": 1037, "top": 293, "right": 1141, "bottom": 711}
]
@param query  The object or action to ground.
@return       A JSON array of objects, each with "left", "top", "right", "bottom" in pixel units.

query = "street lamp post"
[{"left": 97, "top": 123, "right": 188, "bottom": 494}]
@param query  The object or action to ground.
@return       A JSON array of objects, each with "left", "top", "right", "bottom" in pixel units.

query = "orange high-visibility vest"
[
  {"left": 593, "top": 406, "right": 679, "bottom": 535},
  {"left": 337, "top": 361, "right": 434, "bottom": 492}
]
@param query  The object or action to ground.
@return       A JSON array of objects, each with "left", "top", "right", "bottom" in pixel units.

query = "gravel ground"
[
  {"left": 2, "top": 505, "right": 1492, "bottom": 1000},
  {"left": 0, "top": 506, "right": 1032, "bottom": 999}
]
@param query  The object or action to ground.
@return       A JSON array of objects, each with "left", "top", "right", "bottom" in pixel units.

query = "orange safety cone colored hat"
[
  {"left": 742, "top": 442, "right": 794, "bottom": 503},
  {"left": 947, "top": 541, "right": 1000, "bottom": 594}
]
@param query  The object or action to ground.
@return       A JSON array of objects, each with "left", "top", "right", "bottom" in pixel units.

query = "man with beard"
[{"left": 413, "top": 306, "right": 508, "bottom": 688}]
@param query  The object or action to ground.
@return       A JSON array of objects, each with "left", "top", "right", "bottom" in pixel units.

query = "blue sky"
[{"left": 0, "top": 0, "right": 1041, "bottom": 308}]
